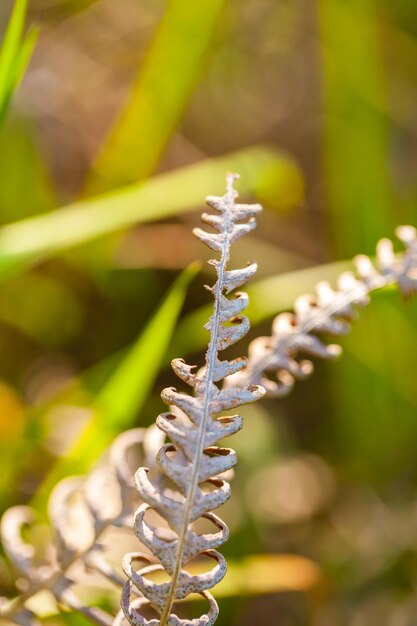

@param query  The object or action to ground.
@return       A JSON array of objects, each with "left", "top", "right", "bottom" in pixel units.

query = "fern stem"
[
  {"left": 121, "top": 174, "right": 263, "bottom": 625},
  {"left": 159, "top": 175, "right": 235, "bottom": 626},
  {"left": 0, "top": 519, "right": 110, "bottom": 625},
  {"left": 239, "top": 226, "right": 417, "bottom": 396},
  {"left": 248, "top": 277, "right": 380, "bottom": 381}
]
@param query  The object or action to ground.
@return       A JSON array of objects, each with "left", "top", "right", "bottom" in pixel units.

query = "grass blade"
[
  {"left": 0, "top": 0, "right": 37, "bottom": 126},
  {"left": 0, "top": 259, "right": 351, "bottom": 511},
  {"left": 318, "top": 0, "right": 417, "bottom": 482},
  {"left": 0, "top": 0, "right": 28, "bottom": 97},
  {"left": 0, "top": 114, "right": 56, "bottom": 223},
  {"left": 8, "top": 24, "right": 39, "bottom": 88},
  {"left": 23, "top": 263, "right": 199, "bottom": 512},
  {"left": 318, "top": 0, "right": 394, "bottom": 255},
  {"left": 85, "top": 0, "right": 225, "bottom": 194},
  {"left": 0, "top": 145, "right": 302, "bottom": 281}
]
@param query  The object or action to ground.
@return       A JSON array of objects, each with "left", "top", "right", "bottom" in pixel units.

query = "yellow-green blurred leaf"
[
  {"left": 85, "top": 0, "right": 226, "bottom": 194},
  {"left": 0, "top": 145, "right": 302, "bottom": 281},
  {"left": 253, "top": 156, "right": 305, "bottom": 213},
  {"left": 0, "top": 115, "right": 56, "bottom": 222},
  {"left": 319, "top": 0, "right": 394, "bottom": 255},
  {"left": 0, "top": 0, "right": 38, "bottom": 126},
  {"left": 32, "top": 262, "right": 199, "bottom": 512},
  {"left": 0, "top": 273, "right": 82, "bottom": 346}
]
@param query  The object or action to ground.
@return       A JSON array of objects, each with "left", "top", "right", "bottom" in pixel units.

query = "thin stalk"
[
  {"left": 248, "top": 268, "right": 395, "bottom": 383},
  {"left": 0, "top": 515, "right": 119, "bottom": 625},
  {"left": 159, "top": 176, "right": 235, "bottom": 625}
]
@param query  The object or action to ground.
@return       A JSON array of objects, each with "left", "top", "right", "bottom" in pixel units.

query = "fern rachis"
[{"left": 119, "top": 174, "right": 265, "bottom": 626}]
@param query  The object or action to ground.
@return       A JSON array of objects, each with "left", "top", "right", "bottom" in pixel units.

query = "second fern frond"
[{"left": 237, "top": 226, "right": 417, "bottom": 396}]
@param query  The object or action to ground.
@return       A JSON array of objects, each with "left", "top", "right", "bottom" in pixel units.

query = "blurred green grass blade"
[
  {"left": 331, "top": 297, "right": 417, "bottom": 481},
  {"left": 94, "top": 263, "right": 200, "bottom": 433},
  {"left": 0, "top": 27, "right": 39, "bottom": 125},
  {"left": 0, "top": 145, "right": 303, "bottom": 281},
  {"left": 9, "top": 23, "right": 39, "bottom": 86},
  {"left": 0, "top": 258, "right": 349, "bottom": 510},
  {"left": 0, "top": 0, "right": 28, "bottom": 96},
  {"left": 0, "top": 0, "right": 37, "bottom": 126},
  {"left": 59, "top": 615, "right": 92, "bottom": 626},
  {"left": 343, "top": 299, "right": 417, "bottom": 408},
  {"left": 318, "top": 0, "right": 409, "bottom": 485},
  {"left": 0, "top": 114, "right": 56, "bottom": 222},
  {"left": 168, "top": 260, "right": 351, "bottom": 359},
  {"left": 32, "top": 262, "right": 199, "bottom": 511},
  {"left": 85, "top": 0, "right": 225, "bottom": 195},
  {"left": 319, "top": 0, "right": 394, "bottom": 256}
]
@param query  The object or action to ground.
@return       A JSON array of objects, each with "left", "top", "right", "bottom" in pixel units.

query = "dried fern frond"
[
  {"left": 236, "top": 225, "right": 417, "bottom": 397},
  {"left": 0, "top": 427, "right": 161, "bottom": 626},
  {"left": 118, "top": 174, "right": 265, "bottom": 626}
]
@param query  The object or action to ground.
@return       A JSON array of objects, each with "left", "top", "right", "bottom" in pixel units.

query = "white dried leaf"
[
  {"left": 48, "top": 476, "right": 95, "bottom": 564},
  {"left": 221, "top": 263, "right": 257, "bottom": 294},
  {"left": 236, "top": 225, "right": 417, "bottom": 396},
  {"left": 10, "top": 609, "right": 42, "bottom": 626},
  {"left": 0, "top": 428, "right": 156, "bottom": 625},
  {"left": 1, "top": 507, "right": 38, "bottom": 577},
  {"left": 85, "top": 459, "right": 124, "bottom": 526},
  {"left": 192, "top": 229, "right": 223, "bottom": 252},
  {"left": 120, "top": 174, "right": 264, "bottom": 626},
  {"left": 211, "top": 315, "right": 250, "bottom": 351}
]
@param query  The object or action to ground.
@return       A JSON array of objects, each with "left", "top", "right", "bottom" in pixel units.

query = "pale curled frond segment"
[
  {"left": 119, "top": 174, "right": 265, "bottom": 626},
  {"left": 237, "top": 225, "right": 417, "bottom": 397},
  {"left": 0, "top": 428, "right": 155, "bottom": 626}
]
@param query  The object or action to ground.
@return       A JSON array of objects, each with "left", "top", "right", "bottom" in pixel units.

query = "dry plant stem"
[
  {"left": 239, "top": 226, "right": 417, "bottom": 396},
  {"left": 247, "top": 278, "right": 373, "bottom": 382},
  {"left": 0, "top": 517, "right": 112, "bottom": 626},
  {"left": 121, "top": 174, "right": 265, "bottom": 625},
  {"left": 0, "top": 428, "right": 152, "bottom": 626},
  {"left": 159, "top": 177, "right": 237, "bottom": 625}
]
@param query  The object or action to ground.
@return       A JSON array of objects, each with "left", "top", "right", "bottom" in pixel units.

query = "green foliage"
[
  {"left": 319, "top": 0, "right": 417, "bottom": 484},
  {"left": 0, "top": 0, "right": 38, "bottom": 127},
  {"left": 0, "top": 0, "right": 417, "bottom": 624},
  {"left": 85, "top": 0, "right": 226, "bottom": 194},
  {"left": 319, "top": 0, "right": 394, "bottom": 256},
  {"left": 0, "top": 115, "right": 56, "bottom": 222},
  {"left": 0, "top": 145, "right": 301, "bottom": 281},
  {"left": 32, "top": 263, "right": 200, "bottom": 512}
]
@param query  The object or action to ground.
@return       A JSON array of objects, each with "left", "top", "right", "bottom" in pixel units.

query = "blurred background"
[{"left": 1, "top": 0, "right": 417, "bottom": 624}]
